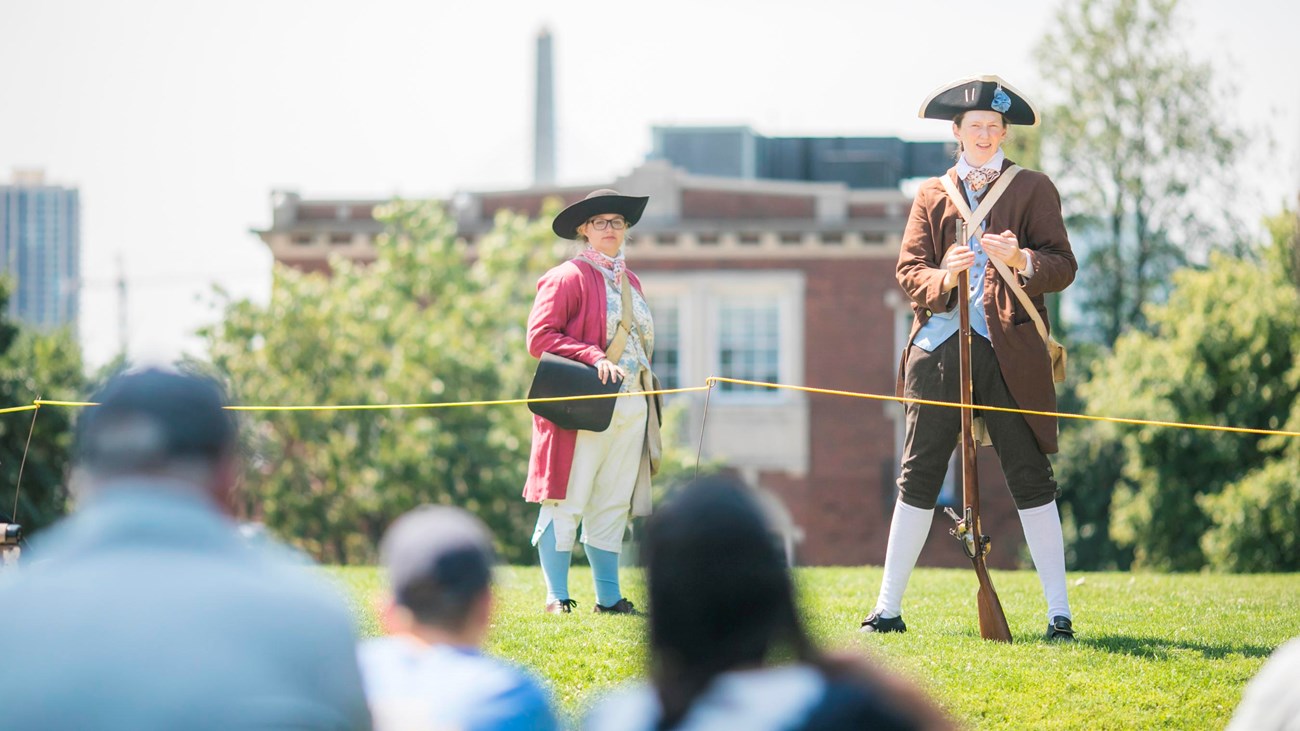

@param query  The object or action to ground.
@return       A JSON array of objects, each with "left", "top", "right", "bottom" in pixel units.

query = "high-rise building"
[{"left": 0, "top": 169, "right": 81, "bottom": 331}]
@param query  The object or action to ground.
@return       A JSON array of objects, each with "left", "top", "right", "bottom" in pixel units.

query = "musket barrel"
[{"left": 953, "top": 219, "right": 1012, "bottom": 643}]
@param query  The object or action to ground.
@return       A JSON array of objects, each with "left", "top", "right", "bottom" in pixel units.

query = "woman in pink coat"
[{"left": 524, "top": 189, "right": 657, "bottom": 615}]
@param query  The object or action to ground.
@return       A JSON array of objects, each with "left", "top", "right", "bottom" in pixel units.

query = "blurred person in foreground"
[
  {"left": 583, "top": 475, "right": 953, "bottom": 731},
  {"left": 358, "top": 505, "right": 558, "bottom": 731},
  {"left": 0, "top": 367, "right": 372, "bottom": 731},
  {"left": 1227, "top": 636, "right": 1300, "bottom": 731}
]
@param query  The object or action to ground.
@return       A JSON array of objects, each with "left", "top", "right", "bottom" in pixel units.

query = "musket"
[{"left": 944, "top": 220, "right": 1013, "bottom": 643}]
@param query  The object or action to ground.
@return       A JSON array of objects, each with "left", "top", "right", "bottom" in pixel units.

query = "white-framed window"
[
  {"left": 716, "top": 296, "right": 780, "bottom": 394},
  {"left": 705, "top": 273, "right": 802, "bottom": 403},
  {"left": 638, "top": 271, "right": 804, "bottom": 402}
]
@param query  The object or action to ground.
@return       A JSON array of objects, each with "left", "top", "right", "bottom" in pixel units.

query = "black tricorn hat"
[
  {"left": 919, "top": 75, "right": 1039, "bottom": 126},
  {"left": 552, "top": 189, "right": 650, "bottom": 240}
]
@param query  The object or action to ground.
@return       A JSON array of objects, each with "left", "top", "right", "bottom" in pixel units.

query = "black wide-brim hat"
[
  {"left": 552, "top": 189, "right": 649, "bottom": 240},
  {"left": 919, "top": 75, "right": 1039, "bottom": 126}
]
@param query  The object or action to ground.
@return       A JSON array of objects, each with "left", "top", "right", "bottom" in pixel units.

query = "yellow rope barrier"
[
  {"left": 0, "top": 404, "right": 40, "bottom": 415},
  {"left": 10, "top": 378, "right": 1300, "bottom": 439},
  {"left": 221, "top": 385, "right": 710, "bottom": 412},
  {"left": 32, "top": 387, "right": 710, "bottom": 413},
  {"left": 704, "top": 377, "right": 1300, "bottom": 439}
]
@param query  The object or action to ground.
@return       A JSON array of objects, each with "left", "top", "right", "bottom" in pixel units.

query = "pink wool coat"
[{"left": 523, "top": 259, "right": 646, "bottom": 503}]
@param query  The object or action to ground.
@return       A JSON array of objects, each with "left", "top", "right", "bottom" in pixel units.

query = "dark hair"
[
  {"left": 395, "top": 547, "right": 492, "bottom": 631},
  {"left": 644, "top": 476, "right": 821, "bottom": 730},
  {"left": 380, "top": 506, "right": 495, "bottom": 632}
]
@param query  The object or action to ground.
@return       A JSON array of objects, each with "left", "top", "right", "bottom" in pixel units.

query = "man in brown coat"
[{"left": 861, "top": 76, "right": 1078, "bottom": 641}]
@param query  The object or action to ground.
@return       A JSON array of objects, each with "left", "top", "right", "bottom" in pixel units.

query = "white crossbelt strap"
[{"left": 938, "top": 167, "right": 1053, "bottom": 349}]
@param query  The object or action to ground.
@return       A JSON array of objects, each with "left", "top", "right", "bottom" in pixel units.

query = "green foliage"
[
  {"left": 1262, "top": 204, "right": 1299, "bottom": 290},
  {"left": 1083, "top": 254, "right": 1300, "bottom": 569},
  {"left": 1057, "top": 210, "right": 1300, "bottom": 571},
  {"left": 1036, "top": 0, "right": 1244, "bottom": 344},
  {"left": 331, "top": 565, "right": 1300, "bottom": 729},
  {"left": 204, "top": 201, "right": 571, "bottom": 563},
  {"left": 1056, "top": 428, "right": 1132, "bottom": 570},
  {"left": 1001, "top": 124, "right": 1042, "bottom": 171},
  {"left": 1201, "top": 458, "right": 1300, "bottom": 572},
  {"left": 1033, "top": 0, "right": 1258, "bottom": 570},
  {"left": 1051, "top": 339, "right": 1131, "bottom": 570},
  {"left": 0, "top": 278, "right": 85, "bottom": 534},
  {"left": 1196, "top": 208, "right": 1300, "bottom": 572}
]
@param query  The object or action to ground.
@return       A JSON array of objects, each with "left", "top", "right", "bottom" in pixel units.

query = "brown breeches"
[{"left": 897, "top": 335, "right": 1058, "bottom": 511}]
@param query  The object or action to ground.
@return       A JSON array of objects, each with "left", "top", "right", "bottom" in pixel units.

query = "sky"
[{"left": 2, "top": 0, "right": 1297, "bottom": 368}]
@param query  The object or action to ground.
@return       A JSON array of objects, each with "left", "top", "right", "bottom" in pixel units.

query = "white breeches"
[{"left": 532, "top": 395, "right": 648, "bottom": 553}]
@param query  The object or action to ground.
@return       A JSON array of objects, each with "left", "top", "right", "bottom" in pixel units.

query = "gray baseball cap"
[
  {"left": 380, "top": 506, "right": 496, "bottom": 607},
  {"left": 75, "top": 367, "right": 237, "bottom": 472}
]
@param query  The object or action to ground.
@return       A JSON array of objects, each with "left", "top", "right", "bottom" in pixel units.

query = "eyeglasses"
[{"left": 586, "top": 217, "right": 627, "bottom": 231}]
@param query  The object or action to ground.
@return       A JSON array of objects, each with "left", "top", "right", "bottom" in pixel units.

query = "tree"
[
  {"left": 1198, "top": 209, "right": 1300, "bottom": 571},
  {"left": 203, "top": 202, "right": 570, "bottom": 563},
  {"left": 0, "top": 278, "right": 84, "bottom": 536},
  {"left": 1052, "top": 341, "right": 1134, "bottom": 570},
  {"left": 1262, "top": 202, "right": 1299, "bottom": 290},
  {"left": 1200, "top": 456, "right": 1300, "bottom": 572},
  {"left": 1036, "top": 0, "right": 1244, "bottom": 345},
  {"left": 1083, "top": 252, "right": 1300, "bottom": 570}
]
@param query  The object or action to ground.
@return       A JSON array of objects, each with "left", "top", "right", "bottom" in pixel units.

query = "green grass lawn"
[{"left": 329, "top": 565, "right": 1300, "bottom": 730}]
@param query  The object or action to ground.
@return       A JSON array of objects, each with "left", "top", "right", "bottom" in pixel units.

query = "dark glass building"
[{"left": 650, "top": 125, "right": 954, "bottom": 189}]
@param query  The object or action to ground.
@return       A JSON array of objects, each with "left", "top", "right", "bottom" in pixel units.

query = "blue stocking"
[
  {"left": 586, "top": 545, "right": 622, "bottom": 607},
  {"left": 537, "top": 523, "right": 571, "bottom": 603}
]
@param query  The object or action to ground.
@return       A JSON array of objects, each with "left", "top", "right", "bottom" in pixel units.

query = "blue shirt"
[
  {"left": 913, "top": 151, "right": 1004, "bottom": 351},
  {"left": 0, "top": 481, "right": 373, "bottom": 731},
  {"left": 358, "top": 637, "right": 558, "bottom": 731}
]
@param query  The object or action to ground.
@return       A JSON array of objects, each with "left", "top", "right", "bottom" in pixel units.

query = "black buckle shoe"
[
  {"left": 1045, "top": 615, "right": 1075, "bottom": 642},
  {"left": 545, "top": 599, "right": 578, "bottom": 614},
  {"left": 859, "top": 610, "right": 907, "bottom": 633},
  {"left": 593, "top": 598, "right": 639, "bottom": 615}
]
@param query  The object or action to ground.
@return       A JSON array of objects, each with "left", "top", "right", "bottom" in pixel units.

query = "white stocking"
[
  {"left": 874, "top": 500, "right": 935, "bottom": 617},
  {"left": 1019, "top": 500, "right": 1071, "bottom": 622}
]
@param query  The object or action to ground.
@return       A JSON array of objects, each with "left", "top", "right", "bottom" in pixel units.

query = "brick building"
[{"left": 254, "top": 159, "right": 1027, "bottom": 568}]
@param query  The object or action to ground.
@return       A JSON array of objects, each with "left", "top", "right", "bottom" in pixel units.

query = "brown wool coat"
[{"left": 896, "top": 159, "right": 1077, "bottom": 453}]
